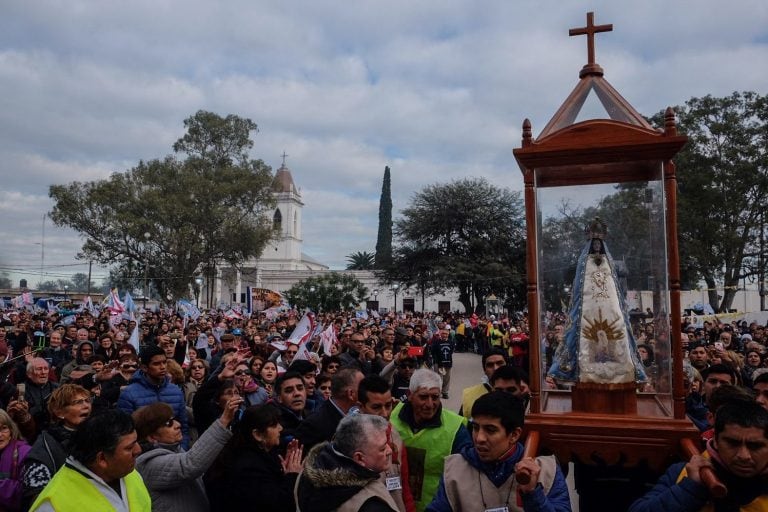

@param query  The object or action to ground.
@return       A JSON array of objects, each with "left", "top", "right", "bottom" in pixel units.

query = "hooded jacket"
[
  {"left": 135, "top": 419, "right": 232, "bottom": 512},
  {"left": 296, "top": 442, "right": 398, "bottom": 512}
]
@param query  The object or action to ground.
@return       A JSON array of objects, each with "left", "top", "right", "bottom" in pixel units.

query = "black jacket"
[
  {"left": 294, "top": 398, "right": 344, "bottom": 452},
  {"left": 207, "top": 444, "right": 298, "bottom": 512}
]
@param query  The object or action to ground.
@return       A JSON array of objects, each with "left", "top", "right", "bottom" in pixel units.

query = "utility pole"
[{"left": 87, "top": 260, "right": 92, "bottom": 296}]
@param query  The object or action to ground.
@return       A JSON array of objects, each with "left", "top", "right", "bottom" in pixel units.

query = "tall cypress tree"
[{"left": 375, "top": 166, "right": 393, "bottom": 269}]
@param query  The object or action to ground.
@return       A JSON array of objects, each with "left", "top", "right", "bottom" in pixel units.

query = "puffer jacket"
[{"left": 117, "top": 370, "right": 189, "bottom": 447}]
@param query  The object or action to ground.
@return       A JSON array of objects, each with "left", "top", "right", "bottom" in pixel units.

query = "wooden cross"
[
  {"left": 569, "top": 12, "right": 612, "bottom": 65},
  {"left": 281, "top": 151, "right": 289, "bottom": 166}
]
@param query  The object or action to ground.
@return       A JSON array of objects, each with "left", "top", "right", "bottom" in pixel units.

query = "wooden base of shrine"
[
  {"left": 523, "top": 412, "right": 699, "bottom": 473},
  {"left": 571, "top": 381, "right": 638, "bottom": 415}
]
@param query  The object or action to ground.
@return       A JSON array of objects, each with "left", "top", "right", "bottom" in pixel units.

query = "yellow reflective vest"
[
  {"left": 390, "top": 402, "right": 466, "bottom": 512},
  {"left": 30, "top": 465, "right": 151, "bottom": 512}
]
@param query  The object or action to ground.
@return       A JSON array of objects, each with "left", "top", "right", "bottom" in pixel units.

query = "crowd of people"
[{"left": 0, "top": 304, "right": 765, "bottom": 511}]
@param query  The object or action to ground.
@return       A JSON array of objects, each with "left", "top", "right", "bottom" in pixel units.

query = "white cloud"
[{"left": 0, "top": 0, "right": 766, "bottom": 283}]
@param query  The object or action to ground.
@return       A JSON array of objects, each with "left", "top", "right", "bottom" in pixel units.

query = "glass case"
[{"left": 533, "top": 163, "right": 674, "bottom": 417}]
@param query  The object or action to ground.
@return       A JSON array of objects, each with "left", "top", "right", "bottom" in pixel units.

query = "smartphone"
[
  {"left": 407, "top": 346, "right": 424, "bottom": 357},
  {"left": 16, "top": 383, "right": 26, "bottom": 402},
  {"left": 714, "top": 341, "right": 724, "bottom": 352}
]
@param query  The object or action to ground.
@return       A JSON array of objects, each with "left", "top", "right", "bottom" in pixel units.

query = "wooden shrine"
[{"left": 513, "top": 12, "right": 711, "bottom": 509}]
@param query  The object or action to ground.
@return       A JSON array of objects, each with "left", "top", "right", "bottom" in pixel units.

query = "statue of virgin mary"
[{"left": 548, "top": 218, "right": 646, "bottom": 384}]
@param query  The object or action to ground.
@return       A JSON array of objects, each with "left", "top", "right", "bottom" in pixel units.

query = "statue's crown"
[{"left": 585, "top": 217, "right": 607, "bottom": 240}]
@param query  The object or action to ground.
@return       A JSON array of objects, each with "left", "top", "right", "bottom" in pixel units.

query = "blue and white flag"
[{"left": 123, "top": 292, "right": 136, "bottom": 313}]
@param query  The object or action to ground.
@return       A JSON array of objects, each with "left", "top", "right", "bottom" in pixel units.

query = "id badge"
[{"left": 386, "top": 477, "right": 402, "bottom": 491}]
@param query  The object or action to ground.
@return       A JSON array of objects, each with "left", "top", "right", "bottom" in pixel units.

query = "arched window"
[
  {"left": 293, "top": 211, "right": 298, "bottom": 234},
  {"left": 273, "top": 209, "right": 282, "bottom": 232}
]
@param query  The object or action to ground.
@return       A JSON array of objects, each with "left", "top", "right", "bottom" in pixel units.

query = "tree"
[
  {"left": 49, "top": 111, "right": 277, "bottom": 301},
  {"left": 375, "top": 166, "right": 393, "bottom": 269},
  {"left": 0, "top": 272, "right": 11, "bottom": 289},
  {"left": 651, "top": 92, "right": 768, "bottom": 312},
  {"left": 71, "top": 273, "right": 96, "bottom": 293},
  {"left": 36, "top": 279, "right": 75, "bottom": 292},
  {"left": 346, "top": 251, "right": 376, "bottom": 270},
  {"left": 387, "top": 177, "right": 526, "bottom": 313},
  {"left": 284, "top": 272, "right": 368, "bottom": 312}
]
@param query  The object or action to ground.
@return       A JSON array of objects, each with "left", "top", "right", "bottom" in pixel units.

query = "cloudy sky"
[{"left": 1, "top": 1, "right": 766, "bottom": 288}]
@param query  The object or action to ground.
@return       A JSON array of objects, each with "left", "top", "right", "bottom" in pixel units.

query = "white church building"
[{"left": 209, "top": 160, "right": 464, "bottom": 314}]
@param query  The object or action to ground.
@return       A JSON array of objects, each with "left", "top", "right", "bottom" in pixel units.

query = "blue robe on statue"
[{"left": 549, "top": 238, "right": 646, "bottom": 384}]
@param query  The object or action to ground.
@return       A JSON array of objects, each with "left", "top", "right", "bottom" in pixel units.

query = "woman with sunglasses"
[
  {"left": 133, "top": 397, "right": 241, "bottom": 512},
  {"left": 233, "top": 361, "right": 269, "bottom": 407}
]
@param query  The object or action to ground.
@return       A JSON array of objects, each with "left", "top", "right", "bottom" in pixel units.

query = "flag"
[
  {"left": 319, "top": 323, "right": 337, "bottom": 356},
  {"left": 176, "top": 300, "right": 200, "bottom": 321},
  {"left": 286, "top": 311, "right": 315, "bottom": 346},
  {"left": 123, "top": 292, "right": 136, "bottom": 313},
  {"left": 127, "top": 314, "right": 141, "bottom": 353},
  {"left": 82, "top": 296, "right": 95, "bottom": 315},
  {"left": 355, "top": 310, "right": 369, "bottom": 320},
  {"left": 106, "top": 289, "right": 125, "bottom": 314}
]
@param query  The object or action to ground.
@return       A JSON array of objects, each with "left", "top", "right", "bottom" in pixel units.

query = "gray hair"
[
  {"left": 26, "top": 357, "right": 49, "bottom": 375},
  {"left": 334, "top": 413, "right": 388, "bottom": 458},
  {"left": 409, "top": 368, "right": 442, "bottom": 393},
  {"left": 0, "top": 410, "right": 21, "bottom": 440}
]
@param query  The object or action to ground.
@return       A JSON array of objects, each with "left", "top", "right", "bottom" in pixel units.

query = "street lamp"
[
  {"left": 391, "top": 284, "right": 399, "bottom": 313},
  {"left": 63, "top": 284, "right": 69, "bottom": 300},
  {"left": 194, "top": 277, "right": 203, "bottom": 307},
  {"left": 373, "top": 288, "right": 379, "bottom": 312},
  {"left": 143, "top": 232, "right": 151, "bottom": 308}
]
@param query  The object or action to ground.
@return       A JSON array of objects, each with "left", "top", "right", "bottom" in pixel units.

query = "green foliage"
[
  {"left": 650, "top": 91, "right": 768, "bottom": 312},
  {"left": 0, "top": 273, "right": 11, "bottom": 289},
  {"left": 37, "top": 279, "right": 74, "bottom": 292},
  {"left": 284, "top": 272, "right": 368, "bottom": 312},
  {"left": 49, "top": 111, "right": 276, "bottom": 301},
  {"left": 346, "top": 251, "right": 376, "bottom": 270},
  {"left": 388, "top": 177, "right": 526, "bottom": 313},
  {"left": 71, "top": 273, "right": 96, "bottom": 292},
  {"left": 375, "top": 166, "right": 393, "bottom": 269}
]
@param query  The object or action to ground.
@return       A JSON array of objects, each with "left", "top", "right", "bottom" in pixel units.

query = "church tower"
[{"left": 261, "top": 157, "right": 304, "bottom": 268}]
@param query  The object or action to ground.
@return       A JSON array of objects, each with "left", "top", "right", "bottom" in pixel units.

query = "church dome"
[{"left": 272, "top": 164, "right": 299, "bottom": 195}]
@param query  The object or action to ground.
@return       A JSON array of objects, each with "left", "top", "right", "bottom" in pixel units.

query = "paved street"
[{"left": 442, "top": 351, "right": 483, "bottom": 412}]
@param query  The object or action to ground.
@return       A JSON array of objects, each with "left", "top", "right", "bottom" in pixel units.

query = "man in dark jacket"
[
  {"left": 25, "top": 358, "right": 59, "bottom": 436},
  {"left": 629, "top": 401, "right": 768, "bottom": 512},
  {"left": 296, "top": 414, "right": 398, "bottom": 512},
  {"left": 294, "top": 368, "right": 363, "bottom": 451},
  {"left": 430, "top": 326, "right": 454, "bottom": 399},
  {"left": 275, "top": 371, "right": 309, "bottom": 447},
  {"left": 117, "top": 345, "right": 189, "bottom": 448}
]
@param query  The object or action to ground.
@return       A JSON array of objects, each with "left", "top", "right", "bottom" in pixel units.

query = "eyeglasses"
[
  {"left": 191, "top": 365, "right": 205, "bottom": 370},
  {"left": 319, "top": 385, "right": 332, "bottom": 391},
  {"left": 234, "top": 370, "right": 251, "bottom": 376},
  {"left": 285, "top": 350, "right": 298, "bottom": 356},
  {"left": 69, "top": 397, "right": 93, "bottom": 407},
  {"left": 400, "top": 363, "right": 416, "bottom": 369},
  {"left": 164, "top": 417, "right": 176, "bottom": 427}
]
